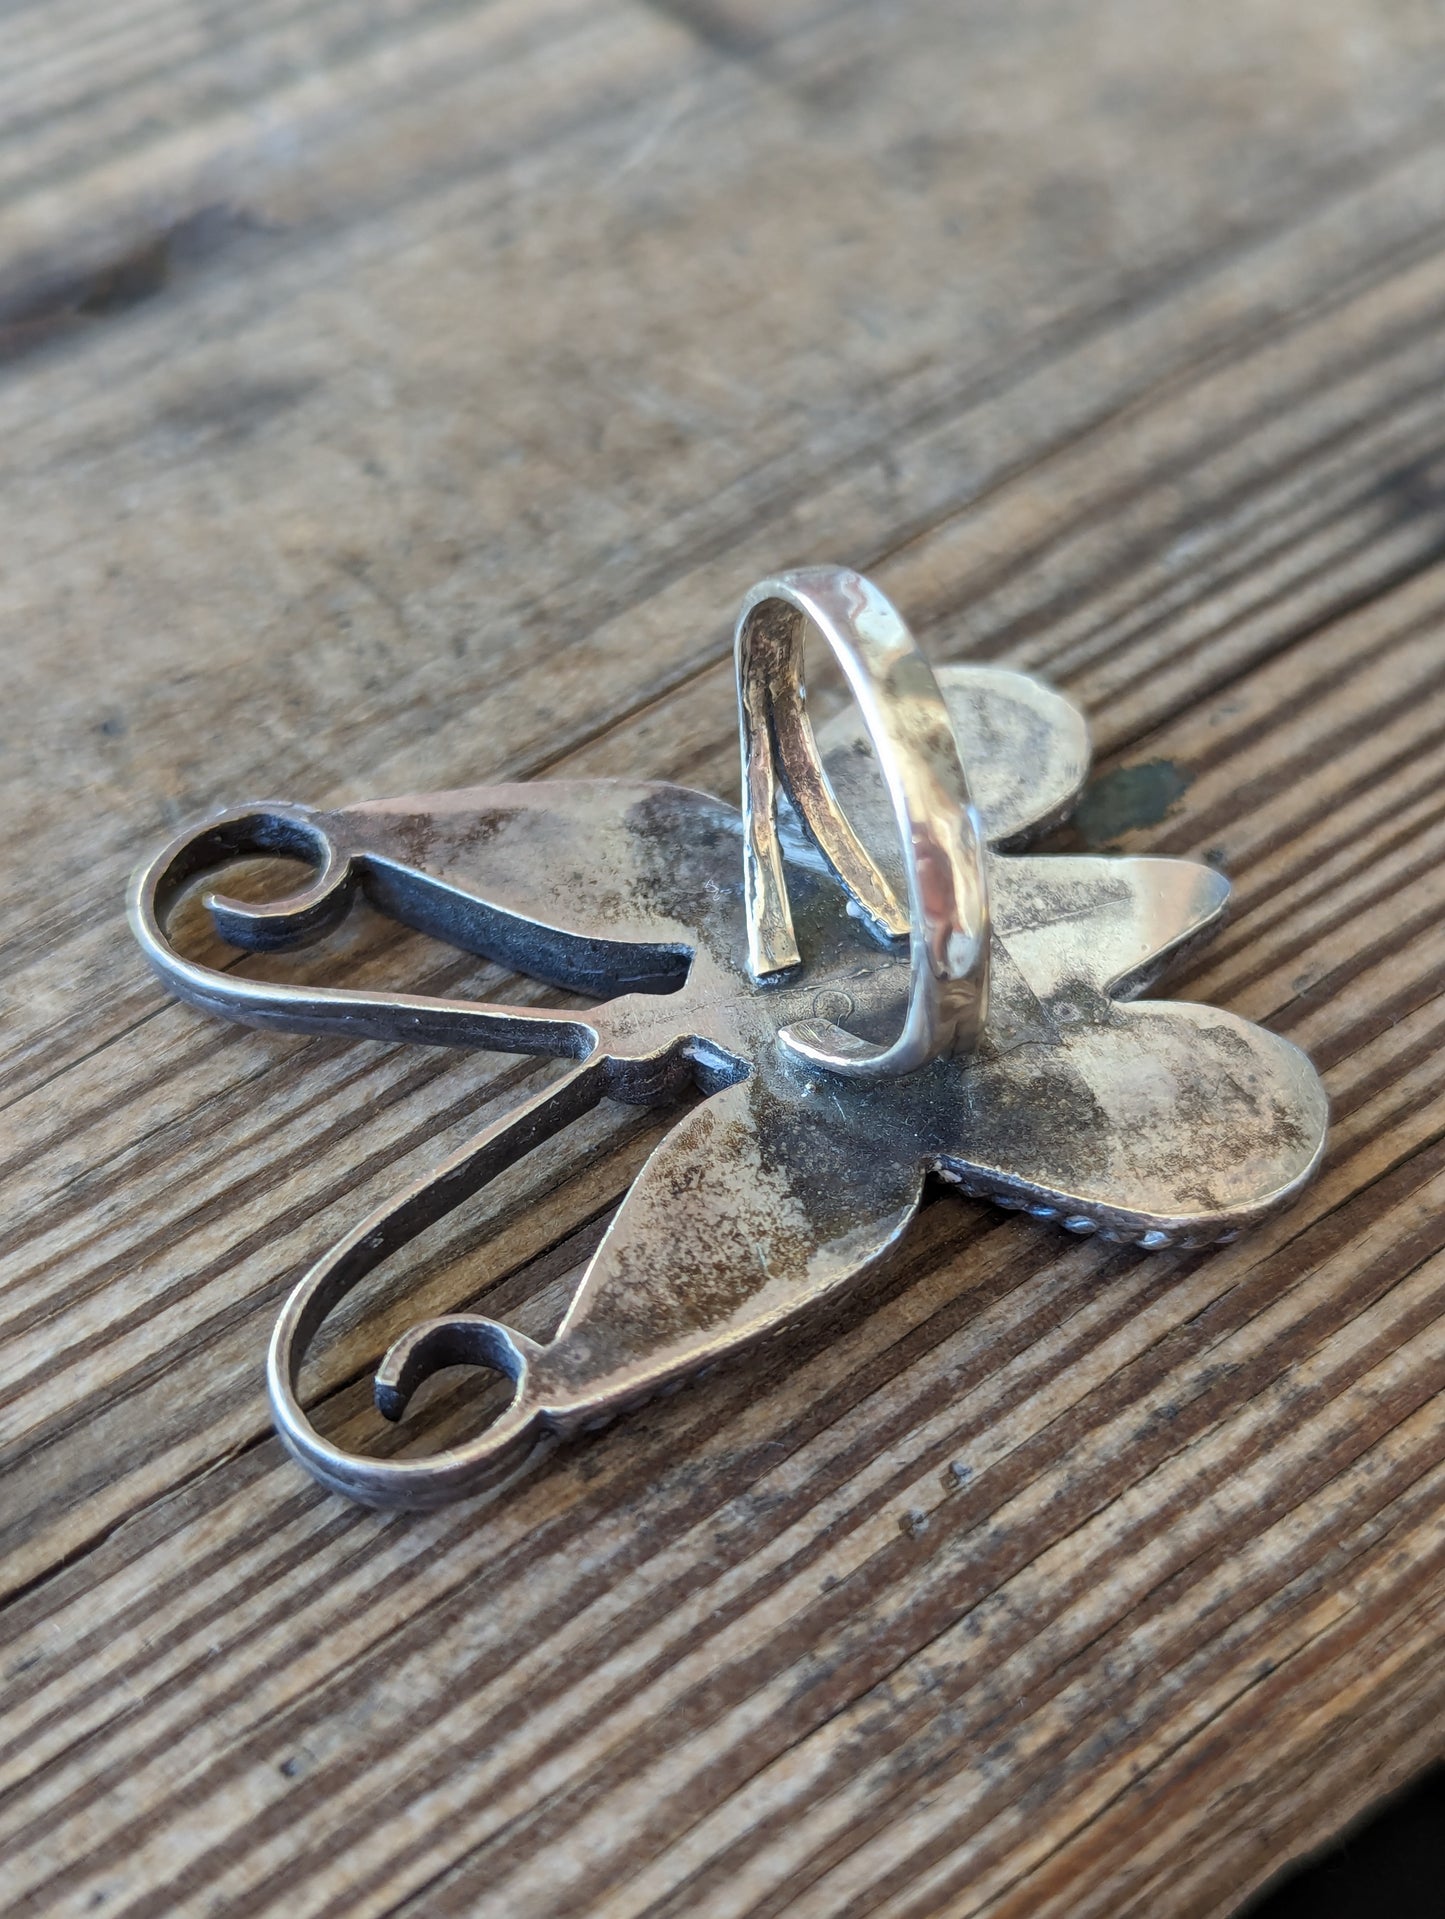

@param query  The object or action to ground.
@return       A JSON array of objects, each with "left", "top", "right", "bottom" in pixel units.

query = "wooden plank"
[{"left": 2, "top": 2, "right": 1444, "bottom": 1914}]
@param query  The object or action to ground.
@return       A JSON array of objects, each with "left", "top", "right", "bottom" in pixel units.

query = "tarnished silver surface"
[{"left": 128, "top": 566, "right": 1328, "bottom": 1509}]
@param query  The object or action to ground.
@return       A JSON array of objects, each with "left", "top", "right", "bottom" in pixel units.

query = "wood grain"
[{"left": 2, "top": 2, "right": 1444, "bottom": 1914}]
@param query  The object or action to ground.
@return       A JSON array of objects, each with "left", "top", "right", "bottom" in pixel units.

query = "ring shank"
[{"left": 735, "top": 566, "right": 990, "bottom": 1077}]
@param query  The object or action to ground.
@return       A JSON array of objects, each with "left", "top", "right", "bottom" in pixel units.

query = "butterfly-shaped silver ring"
[{"left": 130, "top": 567, "right": 1328, "bottom": 1509}]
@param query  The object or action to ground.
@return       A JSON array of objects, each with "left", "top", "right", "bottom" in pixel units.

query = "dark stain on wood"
[{"left": 1071, "top": 760, "right": 1193, "bottom": 848}]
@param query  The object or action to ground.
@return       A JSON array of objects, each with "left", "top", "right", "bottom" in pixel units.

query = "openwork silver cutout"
[{"left": 130, "top": 567, "right": 1327, "bottom": 1509}]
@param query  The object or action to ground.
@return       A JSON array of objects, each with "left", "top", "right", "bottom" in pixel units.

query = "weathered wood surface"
[{"left": 3, "top": 2, "right": 1445, "bottom": 1913}]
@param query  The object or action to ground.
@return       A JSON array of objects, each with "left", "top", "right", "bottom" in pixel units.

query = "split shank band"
[{"left": 737, "top": 566, "right": 991, "bottom": 1077}]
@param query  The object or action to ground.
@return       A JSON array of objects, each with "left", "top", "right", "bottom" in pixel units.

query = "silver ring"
[{"left": 736, "top": 566, "right": 990, "bottom": 1077}]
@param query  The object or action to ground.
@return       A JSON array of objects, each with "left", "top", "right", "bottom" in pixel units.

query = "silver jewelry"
[{"left": 130, "top": 566, "right": 1327, "bottom": 1510}]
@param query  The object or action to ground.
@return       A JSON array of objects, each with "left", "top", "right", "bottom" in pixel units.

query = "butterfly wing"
[
  {"left": 814, "top": 663, "right": 1090, "bottom": 855},
  {"left": 524, "top": 1064, "right": 925, "bottom": 1423},
  {"left": 929, "top": 1000, "right": 1327, "bottom": 1244},
  {"left": 324, "top": 779, "right": 745, "bottom": 993},
  {"left": 993, "top": 853, "right": 1231, "bottom": 1004},
  {"left": 929, "top": 848, "right": 1325, "bottom": 1240}
]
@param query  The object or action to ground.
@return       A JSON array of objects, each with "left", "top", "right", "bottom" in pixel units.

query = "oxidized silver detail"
[{"left": 127, "top": 566, "right": 1329, "bottom": 1510}]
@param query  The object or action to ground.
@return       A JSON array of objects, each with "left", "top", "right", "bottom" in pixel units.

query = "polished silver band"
[{"left": 736, "top": 566, "right": 991, "bottom": 1077}]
